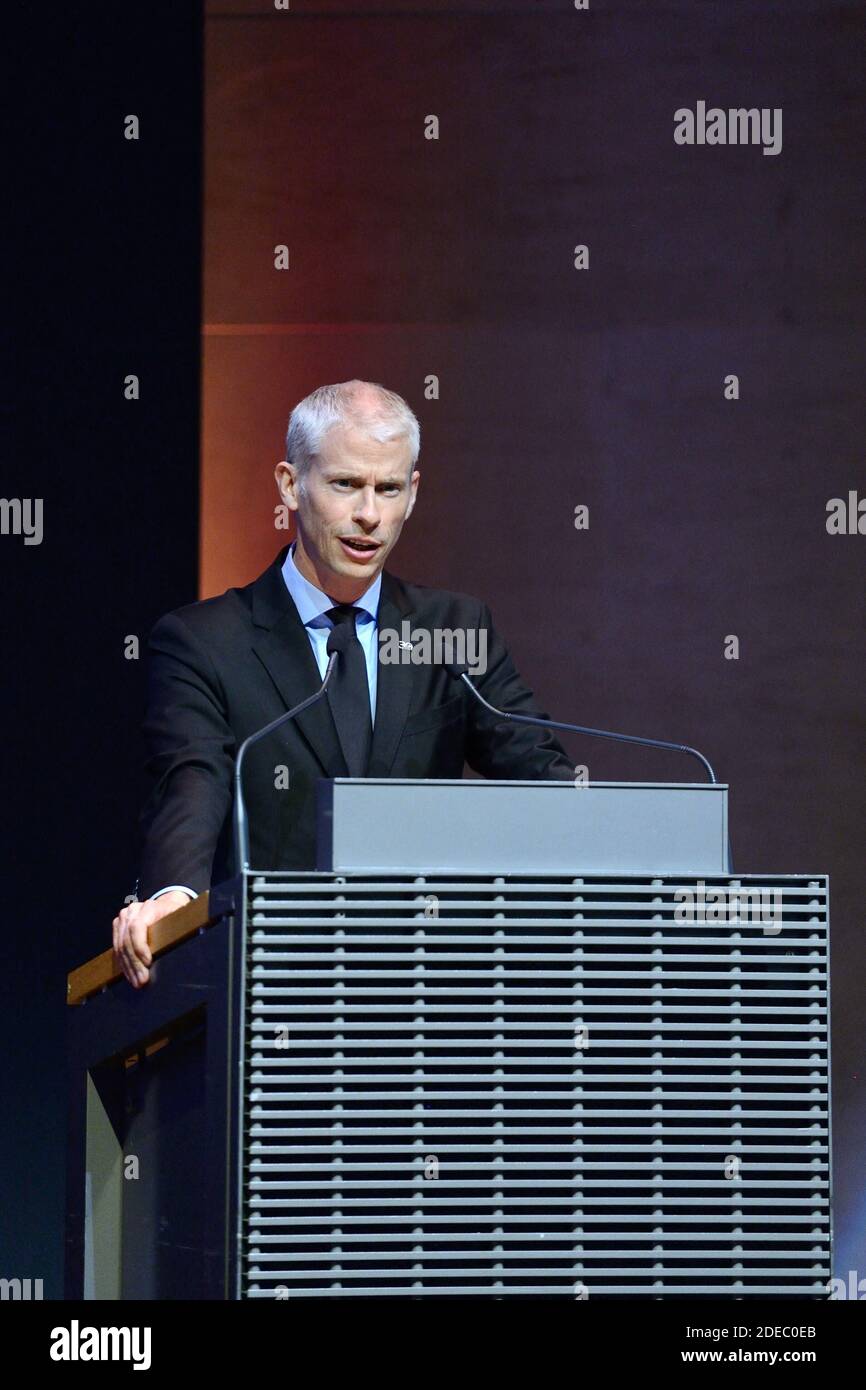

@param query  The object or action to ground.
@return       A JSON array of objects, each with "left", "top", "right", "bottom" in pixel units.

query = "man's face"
[{"left": 275, "top": 422, "right": 419, "bottom": 601}]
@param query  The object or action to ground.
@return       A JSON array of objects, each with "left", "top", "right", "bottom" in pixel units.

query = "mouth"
[{"left": 338, "top": 536, "right": 382, "bottom": 562}]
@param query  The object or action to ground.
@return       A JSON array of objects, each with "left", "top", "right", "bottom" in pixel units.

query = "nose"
[{"left": 353, "top": 486, "right": 381, "bottom": 528}]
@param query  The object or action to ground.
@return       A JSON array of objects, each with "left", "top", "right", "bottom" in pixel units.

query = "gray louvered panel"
[{"left": 239, "top": 873, "right": 830, "bottom": 1299}]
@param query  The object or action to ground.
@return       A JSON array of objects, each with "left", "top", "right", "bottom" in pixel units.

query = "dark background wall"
[
  {"left": 5, "top": 2, "right": 203, "bottom": 1295},
  {"left": 4, "top": 0, "right": 864, "bottom": 1297}
]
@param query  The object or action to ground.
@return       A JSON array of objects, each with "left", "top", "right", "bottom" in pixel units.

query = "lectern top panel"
[{"left": 316, "top": 779, "right": 729, "bottom": 876}]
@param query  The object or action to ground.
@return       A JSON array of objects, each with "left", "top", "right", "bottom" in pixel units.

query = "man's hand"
[{"left": 112, "top": 890, "right": 192, "bottom": 988}]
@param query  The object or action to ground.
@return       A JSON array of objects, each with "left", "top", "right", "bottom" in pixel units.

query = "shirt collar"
[{"left": 281, "top": 540, "right": 381, "bottom": 626}]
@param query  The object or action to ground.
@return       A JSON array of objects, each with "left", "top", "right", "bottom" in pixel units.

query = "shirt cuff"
[{"left": 150, "top": 885, "right": 198, "bottom": 901}]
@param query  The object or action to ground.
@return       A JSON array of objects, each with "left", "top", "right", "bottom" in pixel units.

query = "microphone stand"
[
  {"left": 451, "top": 668, "right": 717, "bottom": 783},
  {"left": 233, "top": 628, "right": 349, "bottom": 873}
]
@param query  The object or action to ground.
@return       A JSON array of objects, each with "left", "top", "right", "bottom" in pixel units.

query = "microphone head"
[
  {"left": 444, "top": 659, "right": 471, "bottom": 681},
  {"left": 326, "top": 622, "right": 353, "bottom": 658}
]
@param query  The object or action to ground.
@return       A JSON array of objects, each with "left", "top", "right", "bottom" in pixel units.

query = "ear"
[
  {"left": 275, "top": 460, "right": 300, "bottom": 510},
  {"left": 405, "top": 468, "right": 420, "bottom": 520}
]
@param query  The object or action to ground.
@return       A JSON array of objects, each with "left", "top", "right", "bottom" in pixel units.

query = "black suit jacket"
[{"left": 136, "top": 545, "right": 573, "bottom": 897}]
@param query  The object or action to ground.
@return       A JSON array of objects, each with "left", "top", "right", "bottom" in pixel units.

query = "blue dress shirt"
[{"left": 280, "top": 539, "right": 381, "bottom": 721}]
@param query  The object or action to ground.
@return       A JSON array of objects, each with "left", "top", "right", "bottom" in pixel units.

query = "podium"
[{"left": 67, "top": 781, "right": 831, "bottom": 1299}]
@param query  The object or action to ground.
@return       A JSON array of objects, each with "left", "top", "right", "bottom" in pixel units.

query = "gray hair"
[{"left": 285, "top": 380, "right": 420, "bottom": 480}]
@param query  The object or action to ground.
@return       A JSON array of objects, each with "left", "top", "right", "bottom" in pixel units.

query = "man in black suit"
[{"left": 114, "top": 380, "right": 573, "bottom": 986}]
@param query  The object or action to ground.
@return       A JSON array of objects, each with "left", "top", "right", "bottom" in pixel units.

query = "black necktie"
[{"left": 325, "top": 604, "right": 373, "bottom": 777}]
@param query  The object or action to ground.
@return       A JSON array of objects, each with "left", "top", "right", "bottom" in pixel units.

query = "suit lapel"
[
  {"left": 250, "top": 547, "right": 348, "bottom": 775},
  {"left": 248, "top": 547, "right": 417, "bottom": 777}
]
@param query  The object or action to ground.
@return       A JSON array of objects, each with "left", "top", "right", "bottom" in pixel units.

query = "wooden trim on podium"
[{"left": 67, "top": 891, "right": 215, "bottom": 1006}]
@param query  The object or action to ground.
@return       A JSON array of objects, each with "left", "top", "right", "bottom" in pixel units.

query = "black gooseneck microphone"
[
  {"left": 233, "top": 622, "right": 352, "bottom": 873},
  {"left": 445, "top": 661, "right": 718, "bottom": 783}
]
